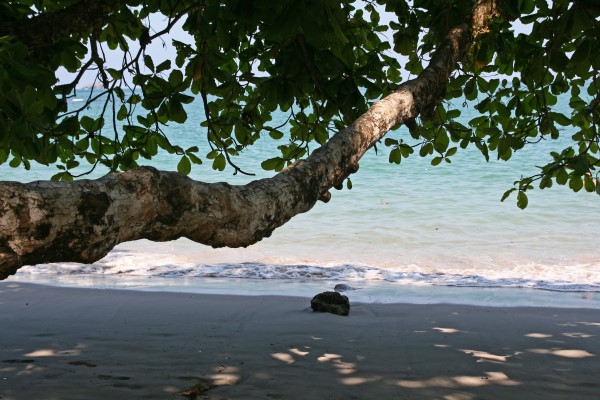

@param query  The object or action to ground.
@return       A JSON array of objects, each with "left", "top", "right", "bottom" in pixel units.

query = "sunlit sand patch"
[
  {"left": 525, "top": 333, "right": 553, "bottom": 339},
  {"left": 562, "top": 332, "right": 594, "bottom": 339},
  {"left": 331, "top": 359, "right": 357, "bottom": 375},
  {"left": 271, "top": 353, "right": 294, "bottom": 364},
  {"left": 459, "top": 349, "right": 509, "bottom": 362},
  {"left": 317, "top": 353, "right": 342, "bottom": 363},
  {"left": 433, "top": 327, "right": 460, "bottom": 334},
  {"left": 24, "top": 343, "right": 87, "bottom": 358},
  {"left": 209, "top": 373, "right": 239, "bottom": 386},
  {"left": 339, "top": 375, "right": 381, "bottom": 385},
  {"left": 394, "top": 371, "right": 520, "bottom": 389},
  {"left": 288, "top": 348, "right": 310, "bottom": 357},
  {"left": 212, "top": 365, "right": 238, "bottom": 373},
  {"left": 528, "top": 348, "right": 596, "bottom": 358},
  {"left": 25, "top": 349, "right": 81, "bottom": 357}
]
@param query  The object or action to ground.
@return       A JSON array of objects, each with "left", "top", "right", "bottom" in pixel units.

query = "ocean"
[{"left": 2, "top": 90, "right": 600, "bottom": 307}]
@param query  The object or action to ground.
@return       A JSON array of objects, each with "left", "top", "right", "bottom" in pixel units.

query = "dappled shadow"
[
  {"left": 1, "top": 282, "right": 600, "bottom": 399},
  {"left": 190, "top": 304, "right": 600, "bottom": 399}
]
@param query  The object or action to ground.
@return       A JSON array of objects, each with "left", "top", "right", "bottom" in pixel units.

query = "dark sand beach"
[{"left": 1, "top": 282, "right": 599, "bottom": 399}]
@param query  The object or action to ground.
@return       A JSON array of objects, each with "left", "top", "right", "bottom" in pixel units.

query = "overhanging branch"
[{"left": 0, "top": 0, "right": 498, "bottom": 280}]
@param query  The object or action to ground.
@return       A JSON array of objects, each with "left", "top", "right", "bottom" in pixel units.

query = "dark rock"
[
  {"left": 311, "top": 291, "right": 350, "bottom": 316},
  {"left": 334, "top": 283, "right": 355, "bottom": 292}
]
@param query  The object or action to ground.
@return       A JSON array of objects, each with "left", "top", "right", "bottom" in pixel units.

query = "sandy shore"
[{"left": 1, "top": 282, "right": 599, "bottom": 399}]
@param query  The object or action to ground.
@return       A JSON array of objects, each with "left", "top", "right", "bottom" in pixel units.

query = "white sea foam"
[{"left": 18, "top": 248, "right": 600, "bottom": 293}]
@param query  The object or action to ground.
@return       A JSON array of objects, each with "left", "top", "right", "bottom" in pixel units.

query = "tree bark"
[{"left": 0, "top": 0, "right": 497, "bottom": 280}]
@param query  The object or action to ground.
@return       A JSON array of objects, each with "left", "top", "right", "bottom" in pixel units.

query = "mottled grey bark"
[{"left": 0, "top": 0, "right": 497, "bottom": 280}]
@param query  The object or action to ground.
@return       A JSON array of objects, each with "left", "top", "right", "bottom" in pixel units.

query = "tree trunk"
[{"left": 0, "top": 0, "right": 497, "bottom": 280}]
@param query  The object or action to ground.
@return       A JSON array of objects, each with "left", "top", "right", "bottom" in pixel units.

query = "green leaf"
[
  {"left": 464, "top": 78, "right": 477, "bottom": 101},
  {"left": 144, "top": 55, "right": 155, "bottom": 72},
  {"left": 51, "top": 171, "right": 74, "bottom": 182},
  {"left": 261, "top": 157, "right": 284, "bottom": 171},
  {"left": 570, "top": 39, "right": 590, "bottom": 64},
  {"left": 213, "top": 153, "right": 226, "bottom": 171},
  {"left": 188, "top": 153, "right": 202, "bottom": 165},
  {"left": 389, "top": 148, "right": 401, "bottom": 164},
  {"left": 549, "top": 112, "right": 571, "bottom": 126},
  {"left": 556, "top": 168, "right": 568, "bottom": 185},
  {"left": 9, "top": 156, "right": 21, "bottom": 168},
  {"left": 516, "top": 191, "right": 528, "bottom": 209},
  {"left": 385, "top": 138, "right": 398, "bottom": 147},
  {"left": 156, "top": 60, "right": 172, "bottom": 73},
  {"left": 269, "top": 129, "right": 284, "bottom": 140},
  {"left": 539, "top": 176, "right": 552, "bottom": 189},
  {"left": 569, "top": 175, "right": 583, "bottom": 192},
  {"left": 433, "top": 132, "right": 449, "bottom": 153},
  {"left": 117, "top": 105, "right": 128, "bottom": 121},
  {"left": 80, "top": 115, "right": 95, "bottom": 132},
  {"left": 314, "top": 125, "right": 329, "bottom": 145},
  {"left": 177, "top": 155, "right": 191, "bottom": 175},
  {"left": 168, "top": 100, "right": 187, "bottom": 123},
  {"left": 501, "top": 188, "right": 516, "bottom": 202},
  {"left": 107, "top": 68, "right": 123, "bottom": 80},
  {"left": 169, "top": 69, "right": 184, "bottom": 87},
  {"left": 584, "top": 175, "right": 596, "bottom": 192},
  {"left": 446, "top": 147, "right": 457, "bottom": 157},
  {"left": 431, "top": 156, "right": 443, "bottom": 166},
  {"left": 419, "top": 142, "right": 433, "bottom": 157}
]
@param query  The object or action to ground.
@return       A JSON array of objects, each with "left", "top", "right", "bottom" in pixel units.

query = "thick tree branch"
[{"left": 0, "top": 0, "right": 498, "bottom": 280}]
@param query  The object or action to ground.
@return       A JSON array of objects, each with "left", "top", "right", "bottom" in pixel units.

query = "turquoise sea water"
[{"left": 2, "top": 91, "right": 600, "bottom": 306}]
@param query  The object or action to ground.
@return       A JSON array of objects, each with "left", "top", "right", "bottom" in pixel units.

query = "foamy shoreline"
[{"left": 7, "top": 273, "right": 600, "bottom": 309}]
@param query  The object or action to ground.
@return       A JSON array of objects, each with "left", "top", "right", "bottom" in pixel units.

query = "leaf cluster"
[
  {"left": 382, "top": 0, "right": 600, "bottom": 207},
  {"left": 1, "top": 0, "right": 403, "bottom": 178}
]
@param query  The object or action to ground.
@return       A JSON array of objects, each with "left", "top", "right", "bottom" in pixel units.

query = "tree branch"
[{"left": 0, "top": 0, "right": 498, "bottom": 280}]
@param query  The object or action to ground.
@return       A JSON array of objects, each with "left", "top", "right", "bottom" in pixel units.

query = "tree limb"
[{"left": 0, "top": 0, "right": 498, "bottom": 280}]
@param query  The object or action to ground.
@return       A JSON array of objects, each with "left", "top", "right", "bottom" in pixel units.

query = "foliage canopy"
[{"left": 1, "top": 0, "right": 599, "bottom": 207}]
